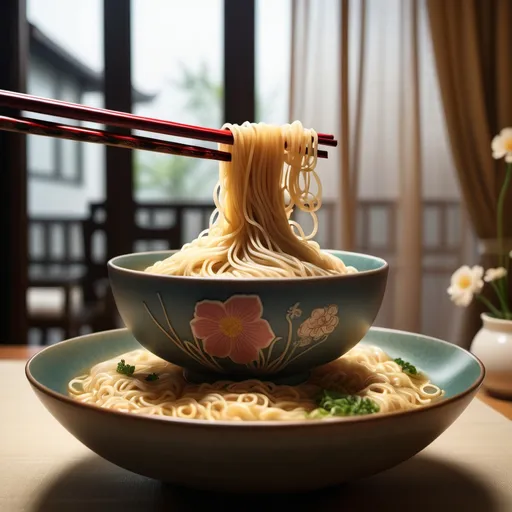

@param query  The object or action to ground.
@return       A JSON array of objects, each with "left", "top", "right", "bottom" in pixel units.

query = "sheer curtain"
[{"left": 289, "top": 0, "right": 469, "bottom": 342}]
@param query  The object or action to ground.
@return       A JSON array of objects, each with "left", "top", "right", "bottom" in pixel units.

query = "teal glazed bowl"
[
  {"left": 108, "top": 250, "right": 388, "bottom": 382},
  {"left": 25, "top": 328, "right": 485, "bottom": 493}
]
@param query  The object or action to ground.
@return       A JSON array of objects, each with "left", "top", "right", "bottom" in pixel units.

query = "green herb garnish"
[
  {"left": 145, "top": 373, "right": 159, "bottom": 382},
  {"left": 394, "top": 357, "right": 418, "bottom": 375},
  {"left": 116, "top": 359, "right": 135, "bottom": 376},
  {"left": 310, "top": 390, "right": 380, "bottom": 418}
]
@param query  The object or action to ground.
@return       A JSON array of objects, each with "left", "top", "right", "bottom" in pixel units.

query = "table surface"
[{"left": 2, "top": 351, "right": 512, "bottom": 511}]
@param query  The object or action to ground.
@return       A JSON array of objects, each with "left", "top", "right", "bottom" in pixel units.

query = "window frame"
[
  {"left": 102, "top": 0, "right": 256, "bottom": 261},
  {"left": 27, "top": 69, "right": 84, "bottom": 187},
  {"left": 0, "top": 0, "right": 29, "bottom": 345},
  {"left": 27, "top": 59, "right": 84, "bottom": 185}
]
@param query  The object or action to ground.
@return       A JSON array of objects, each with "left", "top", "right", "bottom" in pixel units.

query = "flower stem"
[
  {"left": 286, "top": 335, "right": 329, "bottom": 366},
  {"left": 476, "top": 294, "right": 504, "bottom": 319},
  {"left": 268, "top": 315, "right": 294, "bottom": 372},
  {"left": 496, "top": 163, "right": 511, "bottom": 306},
  {"left": 263, "top": 337, "right": 281, "bottom": 369},
  {"left": 490, "top": 280, "right": 510, "bottom": 317},
  {"left": 497, "top": 163, "right": 511, "bottom": 266}
]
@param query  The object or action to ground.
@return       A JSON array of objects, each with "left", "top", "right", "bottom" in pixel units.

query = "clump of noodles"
[
  {"left": 68, "top": 345, "right": 444, "bottom": 421},
  {"left": 144, "top": 121, "right": 356, "bottom": 277}
]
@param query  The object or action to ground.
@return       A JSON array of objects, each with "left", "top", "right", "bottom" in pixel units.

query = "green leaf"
[
  {"left": 394, "top": 357, "right": 418, "bottom": 375},
  {"left": 310, "top": 389, "right": 380, "bottom": 418},
  {"left": 116, "top": 359, "right": 135, "bottom": 376}
]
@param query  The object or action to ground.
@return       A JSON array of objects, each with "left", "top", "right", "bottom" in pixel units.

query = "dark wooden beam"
[
  {"left": 103, "top": 0, "right": 134, "bottom": 261},
  {"left": 0, "top": 0, "right": 28, "bottom": 344},
  {"left": 224, "top": 0, "right": 255, "bottom": 124}
]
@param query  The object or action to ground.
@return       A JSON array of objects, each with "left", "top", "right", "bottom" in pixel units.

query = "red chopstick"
[
  {"left": 0, "top": 89, "right": 337, "bottom": 147},
  {"left": 0, "top": 115, "right": 330, "bottom": 161}
]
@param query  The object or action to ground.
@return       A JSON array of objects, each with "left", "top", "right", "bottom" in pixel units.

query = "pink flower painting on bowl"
[{"left": 190, "top": 295, "right": 275, "bottom": 364}]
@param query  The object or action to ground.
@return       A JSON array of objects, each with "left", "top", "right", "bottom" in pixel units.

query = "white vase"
[{"left": 471, "top": 313, "right": 512, "bottom": 398}]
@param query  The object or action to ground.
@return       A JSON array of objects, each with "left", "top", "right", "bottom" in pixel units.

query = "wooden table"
[
  {"left": 0, "top": 345, "right": 44, "bottom": 360},
  {"left": 1, "top": 351, "right": 512, "bottom": 511},
  {"left": 2, "top": 345, "right": 511, "bottom": 420}
]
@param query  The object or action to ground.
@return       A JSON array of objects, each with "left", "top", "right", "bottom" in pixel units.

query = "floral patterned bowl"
[{"left": 108, "top": 250, "right": 388, "bottom": 383}]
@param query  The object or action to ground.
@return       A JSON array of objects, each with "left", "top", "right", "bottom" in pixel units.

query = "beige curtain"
[
  {"left": 289, "top": 0, "right": 462, "bottom": 340},
  {"left": 339, "top": 0, "right": 353, "bottom": 249},
  {"left": 427, "top": 0, "right": 512, "bottom": 347},
  {"left": 394, "top": 0, "right": 423, "bottom": 331}
]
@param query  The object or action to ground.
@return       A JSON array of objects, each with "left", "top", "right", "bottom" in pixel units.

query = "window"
[
  {"left": 26, "top": 56, "right": 58, "bottom": 179},
  {"left": 131, "top": 0, "right": 224, "bottom": 203},
  {"left": 26, "top": 0, "right": 106, "bottom": 219},
  {"left": 26, "top": 0, "right": 105, "bottom": 187},
  {"left": 255, "top": 0, "right": 291, "bottom": 124},
  {"left": 26, "top": 59, "right": 83, "bottom": 183}
]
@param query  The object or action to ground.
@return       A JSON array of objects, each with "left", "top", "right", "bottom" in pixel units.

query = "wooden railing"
[
  {"left": 29, "top": 199, "right": 470, "bottom": 265},
  {"left": 29, "top": 217, "right": 84, "bottom": 268},
  {"left": 28, "top": 199, "right": 472, "bottom": 343}
]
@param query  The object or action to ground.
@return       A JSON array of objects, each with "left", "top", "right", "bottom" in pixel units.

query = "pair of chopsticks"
[{"left": 0, "top": 89, "right": 337, "bottom": 162}]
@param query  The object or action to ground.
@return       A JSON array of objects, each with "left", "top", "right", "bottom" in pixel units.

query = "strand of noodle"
[
  {"left": 68, "top": 345, "right": 444, "bottom": 421},
  {"left": 144, "top": 121, "right": 353, "bottom": 278}
]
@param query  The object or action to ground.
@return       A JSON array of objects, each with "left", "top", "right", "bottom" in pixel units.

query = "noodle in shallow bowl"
[
  {"left": 68, "top": 344, "right": 445, "bottom": 421},
  {"left": 26, "top": 327, "right": 484, "bottom": 492},
  {"left": 108, "top": 121, "right": 388, "bottom": 383}
]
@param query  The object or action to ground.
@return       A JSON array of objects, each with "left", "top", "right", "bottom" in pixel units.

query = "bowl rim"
[
  {"left": 107, "top": 249, "right": 389, "bottom": 282},
  {"left": 25, "top": 326, "right": 485, "bottom": 430}
]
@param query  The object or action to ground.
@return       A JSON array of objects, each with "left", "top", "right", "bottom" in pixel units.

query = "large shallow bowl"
[
  {"left": 108, "top": 250, "right": 388, "bottom": 383},
  {"left": 26, "top": 327, "right": 484, "bottom": 493}
]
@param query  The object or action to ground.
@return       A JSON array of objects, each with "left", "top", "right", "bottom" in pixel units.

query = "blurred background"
[{"left": 0, "top": 0, "right": 510, "bottom": 347}]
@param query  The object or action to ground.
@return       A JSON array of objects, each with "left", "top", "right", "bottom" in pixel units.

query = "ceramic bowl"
[
  {"left": 26, "top": 327, "right": 484, "bottom": 493},
  {"left": 108, "top": 250, "right": 388, "bottom": 383}
]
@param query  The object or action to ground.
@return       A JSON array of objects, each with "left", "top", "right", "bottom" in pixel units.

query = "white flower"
[
  {"left": 447, "top": 265, "right": 484, "bottom": 307},
  {"left": 484, "top": 267, "right": 508, "bottom": 282},
  {"left": 491, "top": 127, "right": 512, "bottom": 163}
]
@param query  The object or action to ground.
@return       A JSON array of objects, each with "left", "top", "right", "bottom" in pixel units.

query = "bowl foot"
[{"left": 183, "top": 369, "right": 311, "bottom": 386}]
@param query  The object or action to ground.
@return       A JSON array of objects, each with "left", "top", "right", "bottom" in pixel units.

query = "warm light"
[{"left": 498, "top": 335, "right": 508, "bottom": 345}]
